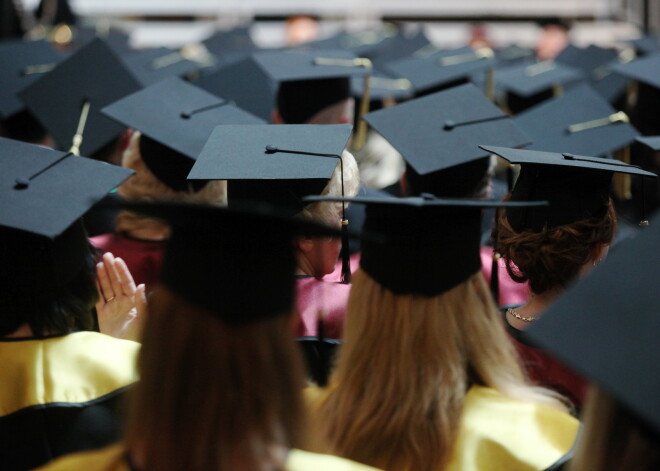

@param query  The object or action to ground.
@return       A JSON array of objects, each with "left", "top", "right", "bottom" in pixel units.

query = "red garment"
[
  {"left": 295, "top": 276, "right": 352, "bottom": 338},
  {"left": 504, "top": 315, "right": 589, "bottom": 410},
  {"left": 90, "top": 233, "right": 165, "bottom": 292},
  {"left": 480, "top": 246, "right": 530, "bottom": 306}
]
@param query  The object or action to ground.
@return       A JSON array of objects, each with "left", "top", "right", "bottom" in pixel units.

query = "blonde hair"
[
  {"left": 125, "top": 287, "right": 307, "bottom": 471},
  {"left": 115, "top": 132, "right": 227, "bottom": 234},
  {"left": 569, "top": 386, "right": 660, "bottom": 471},
  {"left": 317, "top": 269, "right": 564, "bottom": 471},
  {"left": 299, "top": 149, "right": 360, "bottom": 227}
]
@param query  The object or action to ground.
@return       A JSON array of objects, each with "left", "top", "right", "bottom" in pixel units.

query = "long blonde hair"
[
  {"left": 317, "top": 269, "right": 563, "bottom": 471},
  {"left": 125, "top": 287, "right": 307, "bottom": 471},
  {"left": 116, "top": 132, "right": 227, "bottom": 235},
  {"left": 568, "top": 386, "right": 660, "bottom": 471}
]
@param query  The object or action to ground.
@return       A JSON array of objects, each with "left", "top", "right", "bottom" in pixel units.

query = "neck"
[{"left": 507, "top": 290, "right": 559, "bottom": 331}]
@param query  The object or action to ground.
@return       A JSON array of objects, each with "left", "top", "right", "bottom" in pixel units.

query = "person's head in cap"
[
  {"left": 311, "top": 195, "right": 577, "bottom": 471},
  {"left": 535, "top": 17, "right": 571, "bottom": 61},
  {"left": 100, "top": 201, "right": 372, "bottom": 471},
  {"left": 0, "top": 137, "right": 133, "bottom": 338},
  {"left": 18, "top": 37, "right": 142, "bottom": 165},
  {"left": 100, "top": 78, "right": 265, "bottom": 242},
  {"left": 484, "top": 146, "right": 656, "bottom": 329},
  {"left": 521, "top": 212, "right": 660, "bottom": 471},
  {"left": 364, "top": 83, "right": 531, "bottom": 198},
  {"left": 0, "top": 40, "right": 65, "bottom": 146},
  {"left": 190, "top": 124, "right": 360, "bottom": 281}
]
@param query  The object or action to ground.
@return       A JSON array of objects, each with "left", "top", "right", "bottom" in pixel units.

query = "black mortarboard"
[
  {"left": 495, "top": 60, "right": 585, "bottom": 98},
  {"left": 627, "top": 35, "right": 660, "bottom": 56},
  {"left": 69, "top": 25, "right": 132, "bottom": 54},
  {"left": 190, "top": 123, "right": 354, "bottom": 282},
  {"left": 0, "top": 137, "right": 133, "bottom": 288},
  {"left": 362, "top": 29, "right": 431, "bottom": 69},
  {"left": 299, "top": 24, "right": 399, "bottom": 57},
  {"left": 201, "top": 25, "right": 258, "bottom": 55},
  {"left": 610, "top": 52, "right": 660, "bottom": 90},
  {"left": 383, "top": 46, "right": 496, "bottom": 95},
  {"left": 18, "top": 38, "right": 142, "bottom": 157},
  {"left": 365, "top": 83, "right": 531, "bottom": 177},
  {"left": 0, "top": 40, "right": 65, "bottom": 119},
  {"left": 555, "top": 44, "right": 631, "bottom": 103},
  {"left": 101, "top": 77, "right": 265, "bottom": 192},
  {"left": 303, "top": 194, "right": 545, "bottom": 296},
  {"left": 525, "top": 212, "right": 660, "bottom": 434},
  {"left": 637, "top": 136, "right": 660, "bottom": 151},
  {"left": 190, "top": 124, "right": 351, "bottom": 212},
  {"left": 514, "top": 83, "right": 639, "bottom": 157},
  {"left": 480, "top": 145, "right": 657, "bottom": 232},
  {"left": 195, "top": 49, "right": 371, "bottom": 122},
  {"left": 120, "top": 46, "right": 213, "bottom": 87},
  {"left": 117, "top": 200, "right": 344, "bottom": 324}
]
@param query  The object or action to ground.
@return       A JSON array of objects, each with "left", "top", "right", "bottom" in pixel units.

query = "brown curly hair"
[{"left": 496, "top": 198, "right": 617, "bottom": 295}]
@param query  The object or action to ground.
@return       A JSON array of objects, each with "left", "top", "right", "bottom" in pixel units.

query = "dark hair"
[
  {"left": 277, "top": 77, "right": 350, "bottom": 124},
  {"left": 0, "top": 230, "right": 98, "bottom": 338},
  {"left": 403, "top": 157, "right": 491, "bottom": 198},
  {"left": 496, "top": 198, "right": 617, "bottom": 295}
]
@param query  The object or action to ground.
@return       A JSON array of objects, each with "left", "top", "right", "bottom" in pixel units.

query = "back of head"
[
  {"left": 403, "top": 157, "right": 492, "bottom": 198},
  {"left": 0, "top": 222, "right": 97, "bottom": 337},
  {"left": 127, "top": 287, "right": 306, "bottom": 471},
  {"left": 319, "top": 268, "right": 544, "bottom": 471},
  {"left": 277, "top": 77, "right": 351, "bottom": 124}
]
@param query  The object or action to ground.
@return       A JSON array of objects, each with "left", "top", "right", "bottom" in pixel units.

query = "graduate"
[
  {"left": 305, "top": 194, "right": 579, "bottom": 471},
  {"left": 486, "top": 145, "right": 657, "bottom": 410},
  {"left": 0, "top": 138, "right": 139, "bottom": 470},
  {"left": 37, "top": 200, "right": 381, "bottom": 471}
]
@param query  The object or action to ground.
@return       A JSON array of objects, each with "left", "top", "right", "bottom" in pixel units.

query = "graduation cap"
[
  {"left": 637, "top": 136, "right": 660, "bottom": 151},
  {"left": 299, "top": 24, "right": 399, "bottom": 57},
  {"left": 201, "top": 25, "right": 258, "bottom": 55},
  {"left": 627, "top": 35, "right": 660, "bottom": 56},
  {"left": 0, "top": 137, "right": 134, "bottom": 291},
  {"left": 18, "top": 38, "right": 142, "bottom": 157},
  {"left": 303, "top": 194, "right": 546, "bottom": 296},
  {"left": 479, "top": 145, "right": 657, "bottom": 232},
  {"left": 116, "top": 200, "right": 345, "bottom": 324},
  {"left": 120, "top": 46, "right": 214, "bottom": 87},
  {"left": 350, "top": 72, "right": 414, "bottom": 106},
  {"left": 514, "top": 83, "right": 639, "bottom": 157},
  {"left": 525, "top": 212, "right": 660, "bottom": 435},
  {"left": 364, "top": 83, "right": 530, "bottom": 195},
  {"left": 495, "top": 60, "right": 585, "bottom": 98},
  {"left": 195, "top": 49, "right": 371, "bottom": 122},
  {"left": 610, "top": 52, "right": 660, "bottom": 90},
  {"left": 190, "top": 123, "right": 354, "bottom": 282},
  {"left": 383, "top": 45, "right": 496, "bottom": 96},
  {"left": 101, "top": 77, "right": 265, "bottom": 192},
  {"left": 0, "top": 40, "right": 65, "bottom": 120},
  {"left": 555, "top": 44, "right": 633, "bottom": 103}
]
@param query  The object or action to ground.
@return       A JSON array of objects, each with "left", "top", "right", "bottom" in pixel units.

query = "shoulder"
[
  {"left": 0, "top": 332, "right": 139, "bottom": 416},
  {"left": 448, "top": 386, "right": 579, "bottom": 471},
  {"left": 287, "top": 449, "right": 382, "bottom": 471},
  {"left": 35, "top": 444, "right": 128, "bottom": 471}
]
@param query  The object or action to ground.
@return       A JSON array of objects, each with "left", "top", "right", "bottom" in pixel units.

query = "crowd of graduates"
[{"left": 1, "top": 2, "right": 660, "bottom": 470}]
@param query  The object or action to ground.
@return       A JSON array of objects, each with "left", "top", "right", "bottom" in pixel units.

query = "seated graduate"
[
  {"left": 364, "top": 83, "right": 532, "bottom": 306},
  {"left": 93, "top": 77, "right": 261, "bottom": 292},
  {"left": 524, "top": 212, "right": 660, "bottom": 471},
  {"left": 37, "top": 200, "right": 382, "bottom": 471},
  {"left": 0, "top": 138, "right": 140, "bottom": 470},
  {"left": 485, "top": 145, "right": 657, "bottom": 411},
  {"left": 305, "top": 194, "right": 579, "bottom": 471},
  {"left": 189, "top": 124, "right": 360, "bottom": 340}
]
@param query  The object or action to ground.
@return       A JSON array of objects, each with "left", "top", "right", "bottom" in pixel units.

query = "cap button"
[
  {"left": 265, "top": 145, "right": 278, "bottom": 153},
  {"left": 562, "top": 153, "right": 575, "bottom": 160},
  {"left": 180, "top": 112, "right": 191, "bottom": 119},
  {"left": 14, "top": 178, "right": 30, "bottom": 190},
  {"left": 443, "top": 120, "right": 456, "bottom": 131}
]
